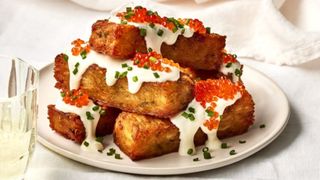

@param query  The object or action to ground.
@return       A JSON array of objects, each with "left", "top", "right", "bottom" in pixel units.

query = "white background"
[{"left": 0, "top": 0, "right": 319, "bottom": 179}]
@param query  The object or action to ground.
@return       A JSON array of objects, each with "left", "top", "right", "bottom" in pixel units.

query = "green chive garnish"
[
  {"left": 239, "top": 140, "right": 246, "bottom": 144},
  {"left": 205, "top": 109, "right": 214, "bottom": 117},
  {"left": 19, "top": 156, "right": 24, "bottom": 160},
  {"left": 206, "top": 27, "right": 211, "bottom": 34},
  {"left": 148, "top": 47, "right": 153, "bottom": 52},
  {"left": 139, "top": 28, "right": 147, "bottom": 37},
  {"left": 226, "top": 62, "right": 232, "bottom": 68},
  {"left": 181, "top": 28, "right": 185, "bottom": 34},
  {"left": 115, "top": 153, "right": 122, "bottom": 160},
  {"left": 126, "top": 7, "right": 132, "bottom": 12},
  {"left": 92, "top": 105, "right": 99, "bottom": 111},
  {"left": 193, "top": 158, "right": 199, "bottom": 162},
  {"left": 202, "top": 147, "right": 209, "bottom": 152},
  {"left": 132, "top": 76, "right": 138, "bottom": 82},
  {"left": 127, "top": 66, "right": 133, "bottom": 71},
  {"left": 187, "top": 148, "right": 193, "bottom": 155},
  {"left": 107, "top": 148, "right": 116, "bottom": 156},
  {"left": 80, "top": 51, "right": 87, "bottom": 59},
  {"left": 119, "top": 71, "right": 128, "bottom": 78},
  {"left": 229, "top": 150, "right": 237, "bottom": 155},
  {"left": 124, "top": 11, "right": 134, "bottom": 19},
  {"left": 221, "top": 143, "right": 229, "bottom": 149},
  {"left": 203, "top": 151, "right": 212, "bottom": 159},
  {"left": 219, "top": 115, "right": 223, "bottom": 119},
  {"left": 182, "top": 112, "right": 189, "bottom": 119},
  {"left": 75, "top": 62, "right": 80, "bottom": 68},
  {"left": 98, "top": 150, "right": 103, "bottom": 153},
  {"left": 260, "top": 124, "right": 266, "bottom": 128},
  {"left": 96, "top": 136, "right": 104, "bottom": 143},
  {"left": 115, "top": 71, "right": 120, "bottom": 78},
  {"left": 99, "top": 109, "right": 106, "bottom": 116},
  {"left": 135, "top": 6, "right": 142, "bottom": 9},
  {"left": 153, "top": 72, "right": 160, "bottom": 78},
  {"left": 172, "top": 27, "right": 178, "bottom": 33},
  {"left": 143, "top": 65, "right": 149, "bottom": 69},
  {"left": 233, "top": 54, "right": 237, "bottom": 58},
  {"left": 188, "top": 114, "right": 195, "bottom": 121},
  {"left": 188, "top": 107, "right": 195, "bottom": 113},
  {"left": 72, "top": 68, "right": 78, "bottom": 75},
  {"left": 63, "top": 54, "right": 69, "bottom": 62},
  {"left": 149, "top": 23, "right": 155, "bottom": 28},
  {"left": 86, "top": 111, "right": 94, "bottom": 120},
  {"left": 122, "top": 63, "right": 128, "bottom": 68},
  {"left": 185, "top": 19, "right": 190, "bottom": 25},
  {"left": 147, "top": 10, "right": 154, "bottom": 15},
  {"left": 83, "top": 141, "right": 89, "bottom": 147},
  {"left": 235, "top": 69, "right": 242, "bottom": 77},
  {"left": 149, "top": 56, "right": 157, "bottom": 63},
  {"left": 120, "top": 20, "right": 127, "bottom": 24},
  {"left": 157, "top": 29, "right": 164, "bottom": 36},
  {"left": 60, "top": 92, "right": 65, "bottom": 97}
]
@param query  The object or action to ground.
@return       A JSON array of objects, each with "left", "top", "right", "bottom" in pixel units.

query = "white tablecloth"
[{"left": 1, "top": 0, "right": 319, "bottom": 179}]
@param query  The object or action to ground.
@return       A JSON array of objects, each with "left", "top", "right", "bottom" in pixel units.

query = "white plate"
[{"left": 37, "top": 63, "right": 290, "bottom": 175}]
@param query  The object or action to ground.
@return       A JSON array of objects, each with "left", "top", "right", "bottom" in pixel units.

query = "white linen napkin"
[{"left": 70, "top": 0, "right": 320, "bottom": 65}]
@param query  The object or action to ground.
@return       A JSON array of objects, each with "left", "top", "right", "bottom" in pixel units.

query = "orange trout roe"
[
  {"left": 116, "top": 6, "right": 209, "bottom": 34},
  {"left": 61, "top": 89, "right": 89, "bottom": 107},
  {"left": 195, "top": 78, "right": 245, "bottom": 130},
  {"left": 71, "top": 38, "right": 90, "bottom": 57},
  {"left": 223, "top": 53, "right": 238, "bottom": 64},
  {"left": 132, "top": 51, "right": 193, "bottom": 76}
]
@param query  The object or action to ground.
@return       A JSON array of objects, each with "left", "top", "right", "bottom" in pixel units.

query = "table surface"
[{"left": 1, "top": 0, "right": 319, "bottom": 179}]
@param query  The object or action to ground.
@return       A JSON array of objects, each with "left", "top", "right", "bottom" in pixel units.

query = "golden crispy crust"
[
  {"left": 113, "top": 89, "right": 254, "bottom": 160},
  {"left": 48, "top": 105, "right": 121, "bottom": 144},
  {"left": 54, "top": 54, "right": 195, "bottom": 118},
  {"left": 89, "top": 20, "right": 226, "bottom": 70},
  {"left": 113, "top": 112, "right": 207, "bottom": 161}
]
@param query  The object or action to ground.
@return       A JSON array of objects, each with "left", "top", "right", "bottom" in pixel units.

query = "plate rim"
[{"left": 37, "top": 63, "right": 290, "bottom": 175}]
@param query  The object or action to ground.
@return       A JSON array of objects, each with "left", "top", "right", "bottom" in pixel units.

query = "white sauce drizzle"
[
  {"left": 108, "top": 16, "right": 194, "bottom": 53},
  {"left": 171, "top": 93, "right": 241, "bottom": 156},
  {"left": 67, "top": 50, "right": 180, "bottom": 94},
  {"left": 220, "top": 62, "right": 242, "bottom": 82},
  {"left": 55, "top": 99, "right": 103, "bottom": 152}
]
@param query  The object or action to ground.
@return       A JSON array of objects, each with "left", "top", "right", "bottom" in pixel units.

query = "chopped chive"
[
  {"left": 19, "top": 156, "right": 24, "bottom": 160},
  {"left": 181, "top": 28, "right": 185, "bottom": 34},
  {"left": 149, "top": 56, "right": 158, "bottom": 63},
  {"left": 188, "top": 114, "right": 195, "bottom": 121},
  {"left": 107, "top": 148, "right": 116, "bottom": 156},
  {"left": 235, "top": 69, "right": 242, "bottom": 77},
  {"left": 60, "top": 91, "right": 65, "bottom": 97},
  {"left": 83, "top": 141, "right": 89, "bottom": 147},
  {"left": 124, "top": 11, "right": 134, "bottom": 19},
  {"left": 219, "top": 115, "right": 223, "bottom": 120},
  {"left": 99, "top": 109, "right": 106, "bottom": 115},
  {"left": 226, "top": 62, "right": 232, "bottom": 68},
  {"left": 63, "top": 54, "right": 69, "bottom": 62},
  {"left": 147, "top": 10, "right": 154, "bottom": 15},
  {"left": 188, "top": 107, "right": 195, "bottom": 113},
  {"left": 205, "top": 109, "right": 214, "bottom": 117},
  {"left": 153, "top": 72, "right": 160, "bottom": 78},
  {"left": 229, "top": 150, "right": 237, "bottom": 155},
  {"left": 134, "top": 60, "right": 140, "bottom": 64},
  {"left": 107, "top": 152, "right": 113, "bottom": 156},
  {"left": 172, "top": 27, "right": 178, "bottom": 33},
  {"left": 92, "top": 105, "right": 100, "bottom": 111},
  {"left": 185, "top": 19, "right": 190, "bottom": 25},
  {"left": 115, "top": 153, "right": 122, "bottom": 160},
  {"left": 86, "top": 111, "right": 94, "bottom": 120},
  {"left": 221, "top": 143, "right": 229, "bottom": 149},
  {"left": 119, "top": 71, "right": 128, "bottom": 78},
  {"left": 72, "top": 68, "right": 78, "bottom": 75},
  {"left": 193, "top": 158, "right": 200, "bottom": 162},
  {"left": 126, "top": 7, "right": 132, "bottom": 12},
  {"left": 149, "top": 23, "right": 155, "bottom": 28},
  {"left": 139, "top": 28, "right": 147, "bottom": 37},
  {"left": 132, "top": 76, "right": 138, "bottom": 82},
  {"left": 135, "top": 5, "right": 142, "bottom": 9},
  {"left": 75, "top": 62, "right": 80, "bottom": 68},
  {"left": 143, "top": 65, "right": 149, "bottom": 69},
  {"left": 239, "top": 140, "right": 246, "bottom": 144},
  {"left": 232, "top": 54, "right": 237, "bottom": 58},
  {"left": 206, "top": 27, "right": 211, "bottom": 34},
  {"left": 203, "top": 151, "right": 212, "bottom": 159},
  {"left": 127, "top": 66, "right": 133, "bottom": 71},
  {"left": 120, "top": 20, "right": 127, "bottom": 24},
  {"left": 98, "top": 150, "right": 103, "bottom": 153},
  {"left": 80, "top": 51, "right": 87, "bottom": 59},
  {"left": 157, "top": 29, "right": 164, "bottom": 36},
  {"left": 260, "top": 124, "right": 266, "bottom": 128},
  {"left": 202, "top": 147, "right": 209, "bottom": 152},
  {"left": 182, "top": 112, "right": 189, "bottom": 119},
  {"left": 115, "top": 71, "right": 120, "bottom": 78},
  {"left": 122, "top": 63, "right": 128, "bottom": 68},
  {"left": 187, "top": 148, "right": 193, "bottom": 155},
  {"left": 148, "top": 47, "right": 153, "bottom": 52},
  {"left": 95, "top": 136, "right": 104, "bottom": 143}
]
